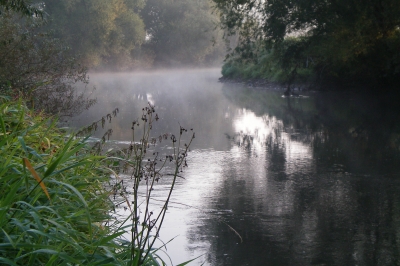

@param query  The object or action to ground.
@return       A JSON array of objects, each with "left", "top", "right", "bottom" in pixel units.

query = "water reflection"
[
  {"left": 195, "top": 84, "right": 400, "bottom": 266},
  {"left": 70, "top": 69, "right": 400, "bottom": 265}
]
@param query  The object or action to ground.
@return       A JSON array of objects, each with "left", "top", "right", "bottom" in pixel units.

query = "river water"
[{"left": 70, "top": 69, "right": 400, "bottom": 266}]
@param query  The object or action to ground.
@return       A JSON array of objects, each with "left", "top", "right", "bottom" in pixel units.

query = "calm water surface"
[{"left": 70, "top": 69, "right": 400, "bottom": 266}]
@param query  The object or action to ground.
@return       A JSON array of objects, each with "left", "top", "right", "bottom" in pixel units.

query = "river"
[{"left": 70, "top": 68, "right": 400, "bottom": 266}]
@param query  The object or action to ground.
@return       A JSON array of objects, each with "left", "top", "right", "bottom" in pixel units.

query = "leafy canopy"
[
  {"left": 141, "top": 0, "right": 225, "bottom": 67},
  {"left": 213, "top": 0, "right": 400, "bottom": 88},
  {"left": 42, "top": 0, "right": 146, "bottom": 69}
]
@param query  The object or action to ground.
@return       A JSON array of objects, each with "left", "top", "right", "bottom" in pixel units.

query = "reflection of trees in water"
[
  {"left": 191, "top": 86, "right": 400, "bottom": 265},
  {"left": 198, "top": 171, "right": 400, "bottom": 265},
  {"left": 222, "top": 85, "right": 400, "bottom": 175}
]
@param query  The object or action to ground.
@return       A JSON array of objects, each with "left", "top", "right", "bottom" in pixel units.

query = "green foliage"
[
  {"left": 2, "top": 0, "right": 225, "bottom": 70},
  {"left": 0, "top": 12, "right": 95, "bottom": 116},
  {"left": 214, "top": 0, "right": 400, "bottom": 89},
  {"left": 0, "top": 96, "right": 198, "bottom": 265},
  {"left": 0, "top": 97, "right": 124, "bottom": 265},
  {"left": 141, "top": 0, "right": 225, "bottom": 67},
  {"left": 222, "top": 38, "right": 316, "bottom": 84},
  {"left": 42, "top": 0, "right": 146, "bottom": 70}
]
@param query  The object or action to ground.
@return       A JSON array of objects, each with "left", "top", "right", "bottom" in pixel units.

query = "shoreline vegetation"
[
  {"left": 213, "top": 0, "right": 400, "bottom": 94},
  {"left": 0, "top": 97, "right": 120, "bottom": 265},
  {"left": 0, "top": 96, "right": 196, "bottom": 265},
  {"left": 1, "top": 0, "right": 399, "bottom": 264},
  {"left": 0, "top": 2, "right": 200, "bottom": 264}
]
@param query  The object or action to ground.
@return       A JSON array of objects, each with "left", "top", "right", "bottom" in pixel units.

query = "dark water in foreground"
[{"left": 70, "top": 69, "right": 400, "bottom": 265}]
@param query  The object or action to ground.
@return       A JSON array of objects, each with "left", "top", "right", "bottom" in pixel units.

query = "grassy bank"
[
  {"left": 0, "top": 96, "right": 196, "bottom": 265},
  {"left": 0, "top": 96, "right": 126, "bottom": 264}
]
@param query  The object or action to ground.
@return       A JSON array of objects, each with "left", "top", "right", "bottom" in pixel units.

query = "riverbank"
[
  {"left": 0, "top": 96, "right": 125, "bottom": 265},
  {"left": 218, "top": 75, "right": 400, "bottom": 97},
  {"left": 218, "top": 76, "right": 314, "bottom": 94},
  {"left": 0, "top": 95, "right": 196, "bottom": 265}
]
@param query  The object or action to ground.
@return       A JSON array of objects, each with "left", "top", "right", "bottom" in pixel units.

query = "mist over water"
[
  {"left": 71, "top": 68, "right": 235, "bottom": 151},
  {"left": 70, "top": 69, "right": 400, "bottom": 265}
]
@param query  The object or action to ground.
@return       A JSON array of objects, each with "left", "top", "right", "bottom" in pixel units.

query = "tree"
[
  {"left": 42, "top": 0, "right": 146, "bottom": 70},
  {"left": 141, "top": 0, "right": 226, "bottom": 67},
  {"left": 0, "top": 11, "right": 95, "bottom": 116},
  {"left": 213, "top": 0, "right": 400, "bottom": 89}
]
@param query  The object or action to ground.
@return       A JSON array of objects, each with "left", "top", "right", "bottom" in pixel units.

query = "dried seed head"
[{"left": 171, "top": 134, "right": 176, "bottom": 143}]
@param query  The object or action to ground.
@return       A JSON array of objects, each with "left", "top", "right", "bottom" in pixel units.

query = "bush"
[
  {"left": 0, "top": 11, "right": 95, "bottom": 117},
  {"left": 221, "top": 38, "right": 317, "bottom": 86}
]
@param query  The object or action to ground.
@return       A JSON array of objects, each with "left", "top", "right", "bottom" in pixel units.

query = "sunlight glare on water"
[{"left": 70, "top": 69, "right": 400, "bottom": 266}]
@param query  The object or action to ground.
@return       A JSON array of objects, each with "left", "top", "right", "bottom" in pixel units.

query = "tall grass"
[
  {"left": 0, "top": 96, "right": 122, "bottom": 265},
  {"left": 0, "top": 96, "right": 195, "bottom": 265}
]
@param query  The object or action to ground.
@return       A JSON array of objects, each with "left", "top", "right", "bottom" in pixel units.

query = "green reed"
[
  {"left": 0, "top": 96, "right": 126, "bottom": 265},
  {"left": 0, "top": 96, "right": 196, "bottom": 265}
]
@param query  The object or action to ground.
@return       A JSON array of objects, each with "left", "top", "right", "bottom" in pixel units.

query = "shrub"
[{"left": 0, "top": 11, "right": 95, "bottom": 117}]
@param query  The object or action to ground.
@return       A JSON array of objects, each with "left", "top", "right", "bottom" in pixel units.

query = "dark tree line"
[
  {"left": 39, "top": 0, "right": 225, "bottom": 69},
  {"left": 1, "top": 0, "right": 226, "bottom": 70},
  {"left": 213, "top": 0, "right": 400, "bottom": 90}
]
